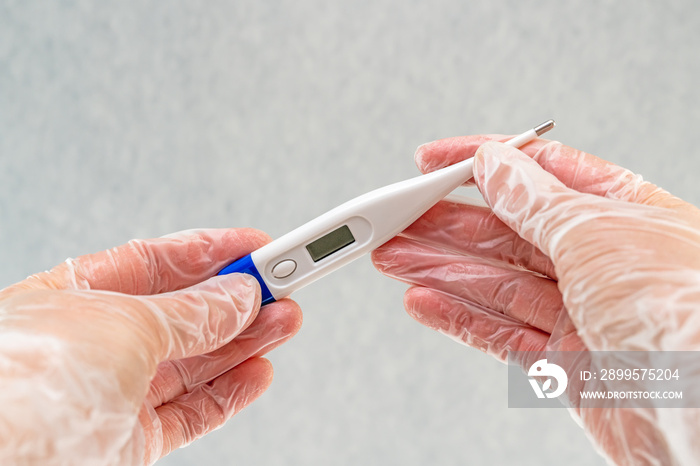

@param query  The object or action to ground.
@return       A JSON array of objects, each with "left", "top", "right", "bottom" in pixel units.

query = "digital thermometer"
[{"left": 219, "top": 120, "right": 555, "bottom": 305}]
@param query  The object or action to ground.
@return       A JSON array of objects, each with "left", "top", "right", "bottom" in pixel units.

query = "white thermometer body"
[{"left": 218, "top": 121, "right": 554, "bottom": 305}]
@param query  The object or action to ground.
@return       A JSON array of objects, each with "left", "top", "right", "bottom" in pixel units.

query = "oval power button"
[{"left": 271, "top": 259, "right": 297, "bottom": 279}]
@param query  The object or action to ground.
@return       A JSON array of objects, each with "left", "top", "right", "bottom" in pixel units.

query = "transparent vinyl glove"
[
  {"left": 372, "top": 136, "right": 700, "bottom": 465},
  {"left": 0, "top": 228, "right": 302, "bottom": 465}
]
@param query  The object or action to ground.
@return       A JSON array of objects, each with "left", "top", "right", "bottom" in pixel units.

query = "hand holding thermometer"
[{"left": 219, "top": 120, "right": 555, "bottom": 305}]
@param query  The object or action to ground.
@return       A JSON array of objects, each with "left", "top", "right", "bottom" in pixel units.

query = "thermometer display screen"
[{"left": 306, "top": 225, "right": 356, "bottom": 262}]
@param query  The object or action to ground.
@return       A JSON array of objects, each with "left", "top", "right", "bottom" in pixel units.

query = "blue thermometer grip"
[{"left": 218, "top": 254, "right": 276, "bottom": 306}]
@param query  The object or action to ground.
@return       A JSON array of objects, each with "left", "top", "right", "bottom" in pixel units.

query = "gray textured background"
[{"left": 2, "top": 1, "right": 699, "bottom": 465}]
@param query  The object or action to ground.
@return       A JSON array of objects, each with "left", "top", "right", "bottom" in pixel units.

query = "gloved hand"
[
  {"left": 0, "top": 228, "right": 303, "bottom": 465},
  {"left": 372, "top": 135, "right": 700, "bottom": 465}
]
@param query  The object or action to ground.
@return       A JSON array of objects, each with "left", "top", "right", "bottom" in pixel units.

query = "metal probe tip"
[{"left": 534, "top": 119, "right": 556, "bottom": 136}]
